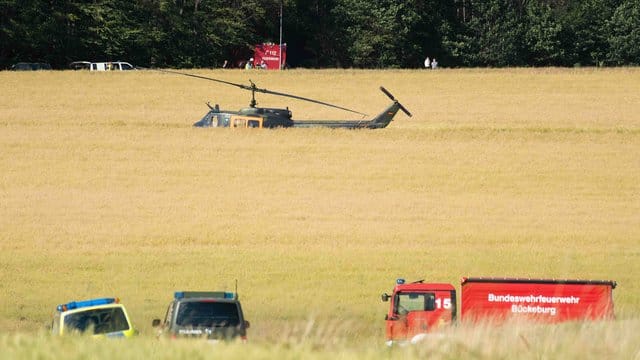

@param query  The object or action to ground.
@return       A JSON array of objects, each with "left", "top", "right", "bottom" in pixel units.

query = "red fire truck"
[
  {"left": 382, "top": 277, "right": 616, "bottom": 346},
  {"left": 253, "top": 43, "right": 286, "bottom": 70}
]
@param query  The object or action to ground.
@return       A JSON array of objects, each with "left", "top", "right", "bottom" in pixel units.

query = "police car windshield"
[
  {"left": 64, "top": 307, "right": 129, "bottom": 334},
  {"left": 176, "top": 301, "right": 240, "bottom": 327}
]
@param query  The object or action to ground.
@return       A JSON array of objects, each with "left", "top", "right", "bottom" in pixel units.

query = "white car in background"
[{"left": 69, "top": 61, "right": 135, "bottom": 71}]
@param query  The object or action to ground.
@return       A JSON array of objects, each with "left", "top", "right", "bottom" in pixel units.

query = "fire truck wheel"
[{"left": 410, "top": 333, "right": 428, "bottom": 344}]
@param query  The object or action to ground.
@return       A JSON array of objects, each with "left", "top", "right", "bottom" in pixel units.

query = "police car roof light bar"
[
  {"left": 174, "top": 291, "right": 237, "bottom": 300},
  {"left": 56, "top": 297, "right": 118, "bottom": 312}
]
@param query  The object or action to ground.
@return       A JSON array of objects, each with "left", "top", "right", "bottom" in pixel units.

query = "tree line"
[{"left": 1, "top": 0, "right": 639, "bottom": 69}]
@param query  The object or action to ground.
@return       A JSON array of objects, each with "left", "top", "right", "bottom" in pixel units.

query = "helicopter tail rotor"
[{"left": 380, "top": 87, "right": 412, "bottom": 117}]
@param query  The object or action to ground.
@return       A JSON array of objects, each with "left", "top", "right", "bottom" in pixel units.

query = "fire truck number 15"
[{"left": 435, "top": 297, "right": 452, "bottom": 309}]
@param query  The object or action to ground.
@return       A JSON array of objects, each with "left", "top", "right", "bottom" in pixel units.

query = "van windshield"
[
  {"left": 176, "top": 301, "right": 240, "bottom": 327},
  {"left": 64, "top": 307, "right": 129, "bottom": 334}
]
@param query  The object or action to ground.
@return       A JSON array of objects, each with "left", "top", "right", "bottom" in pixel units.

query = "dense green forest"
[{"left": 1, "top": 0, "right": 639, "bottom": 69}]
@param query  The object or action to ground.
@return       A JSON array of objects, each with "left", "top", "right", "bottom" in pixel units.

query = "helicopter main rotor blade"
[
  {"left": 154, "top": 68, "right": 251, "bottom": 90},
  {"left": 153, "top": 68, "right": 368, "bottom": 117},
  {"left": 255, "top": 87, "right": 368, "bottom": 117}
]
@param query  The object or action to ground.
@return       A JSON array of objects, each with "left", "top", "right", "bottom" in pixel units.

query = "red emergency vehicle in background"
[
  {"left": 253, "top": 43, "right": 286, "bottom": 70},
  {"left": 382, "top": 277, "right": 616, "bottom": 346}
]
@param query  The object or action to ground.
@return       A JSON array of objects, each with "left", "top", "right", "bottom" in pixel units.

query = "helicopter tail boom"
[{"left": 293, "top": 87, "right": 411, "bottom": 129}]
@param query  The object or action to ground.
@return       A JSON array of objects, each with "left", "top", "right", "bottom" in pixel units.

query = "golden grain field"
[{"left": 0, "top": 68, "right": 639, "bottom": 358}]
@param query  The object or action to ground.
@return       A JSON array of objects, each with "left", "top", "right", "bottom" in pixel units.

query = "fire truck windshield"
[{"left": 395, "top": 292, "right": 436, "bottom": 314}]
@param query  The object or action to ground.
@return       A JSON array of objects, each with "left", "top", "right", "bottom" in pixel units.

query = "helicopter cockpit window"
[{"left": 194, "top": 112, "right": 215, "bottom": 127}]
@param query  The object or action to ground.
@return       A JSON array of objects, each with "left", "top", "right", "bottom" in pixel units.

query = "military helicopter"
[{"left": 160, "top": 69, "right": 412, "bottom": 129}]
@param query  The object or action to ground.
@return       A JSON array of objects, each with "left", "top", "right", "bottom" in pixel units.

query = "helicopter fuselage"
[
  {"left": 193, "top": 87, "right": 411, "bottom": 130},
  {"left": 193, "top": 105, "right": 294, "bottom": 128}
]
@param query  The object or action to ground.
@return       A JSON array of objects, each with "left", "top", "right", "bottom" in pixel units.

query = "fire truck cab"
[{"left": 382, "top": 279, "right": 456, "bottom": 346}]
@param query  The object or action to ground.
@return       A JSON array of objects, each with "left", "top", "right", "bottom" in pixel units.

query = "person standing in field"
[
  {"left": 431, "top": 58, "right": 438, "bottom": 69},
  {"left": 424, "top": 57, "right": 431, "bottom": 69},
  {"left": 245, "top": 58, "right": 254, "bottom": 69}
]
